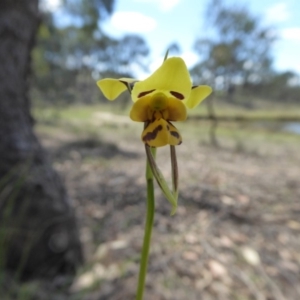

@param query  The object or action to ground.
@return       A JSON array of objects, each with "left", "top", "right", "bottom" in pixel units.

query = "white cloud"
[
  {"left": 110, "top": 11, "right": 157, "bottom": 33},
  {"left": 40, "top": 0, "right": 61, "bottom": 12},
  {"left": 180, "top": 51, "right": 198, "bottom": 68},
  {"left": 147, "top": 51, "right": 198, "bottom": 77},
  {"left": 264, "top": 2, "right": 289, "bottom": 23},
  {"left": 134, "top": 0, "right": 181, "bottom": 12},
  {"left": 280, "top": 27, "right": 300, "bottom": 41},
  {"left": 148, "top": 57, "right": 164, "bottom": 75}
]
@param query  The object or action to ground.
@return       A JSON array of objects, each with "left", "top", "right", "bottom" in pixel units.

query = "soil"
[{"left": 32, "top": 118, "right": 300, "bottom": 300}]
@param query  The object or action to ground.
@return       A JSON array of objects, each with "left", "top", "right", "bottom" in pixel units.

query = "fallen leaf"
[
  {"left": 241, "top": 246, "right": 260, "bottom": 266},
  {"left": 287, "top": 220, "right": 300, "bottom": 230},
  {"left": 221, "top": 195, "right": 235, "bottom": 206},
  {"left": 184, "top": 233, "right": 198, "bottom": 244},
  {"left": 208, "top": 260, "right": 228, "bottom": 278},
  {"left": 182, "top": 251, "right": 199, "bottom": 261}
]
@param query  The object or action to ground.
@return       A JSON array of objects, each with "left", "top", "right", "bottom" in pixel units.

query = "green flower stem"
[{"left": 136, "top": 146, "right": 156, "bottom": 300}]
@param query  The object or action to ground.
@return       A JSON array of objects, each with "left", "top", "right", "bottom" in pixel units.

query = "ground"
[{"left": 3, "top": 105, "right": 300, "bottom": 299}]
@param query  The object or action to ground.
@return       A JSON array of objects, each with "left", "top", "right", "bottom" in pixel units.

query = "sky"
[{"left": 42, "top": 0, "right": 300, "bottom": 76}]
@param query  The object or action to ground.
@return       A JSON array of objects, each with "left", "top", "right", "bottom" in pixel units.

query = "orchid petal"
[
  {"left": 142, "top": 119, "right": 182, "bottom": 147},
  {"left": 167, "top": 122, "right": 182, "bottom": 146},
  {"left": 130, "top": 95, "right": 153, "bottom": 122},
  {"left": 184, "top": 85, "right": 212, "bottom": 109},
  {"left": 165, "top": 98, "right": 187, "bottom": 121},
  {"left": 130, "top": 92, "right": 187, "bottom": 122},
  {"left": 132, "top": 57, "right": 192, "bottom": 102},
  {"left": 97, "top": 78, "right": 136, "bottom": 100}
]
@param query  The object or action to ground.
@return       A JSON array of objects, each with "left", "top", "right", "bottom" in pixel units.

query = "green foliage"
[
  {"left": 63, "top": 0, "right": 115, "bottom": 30},
  {"left": 32, "top": 0, "right": 149, "bottom": 106},
  {"left": 192, "top": 0, "right": 276, "bottom": 102},
  {"left": 192, "top": 0, "right": 300, "bottom": 104},
  {"left": 254, "top": 71, "right": 300, "bottom": 103},
  {"left": 94, "top": 34, "right": 149, "bottom": 77}
]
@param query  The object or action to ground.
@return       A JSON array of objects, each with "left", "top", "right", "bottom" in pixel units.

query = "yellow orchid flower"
[
  {"left": 97, "top": 57, "right": 212, "bottom": 147},
  {"left": 97, "top": 56, "right": 213, "bottom": 297}
]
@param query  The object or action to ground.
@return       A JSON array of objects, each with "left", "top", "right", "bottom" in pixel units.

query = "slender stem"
[
  {"left": 136, "top": 146, "right": 156, "bottom": 300},
  {"left": 170, "top": 145, "right": 178, "bottom": 198}
]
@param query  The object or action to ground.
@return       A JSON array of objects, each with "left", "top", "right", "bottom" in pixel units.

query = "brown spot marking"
[
  {"left": 170, "top": 91, "right": 184, "bottom": 100},
  {"left": 138, "top": 89, "right": 155, "bottom": 98},
  {"left": 170, "top": 131, "right": 180, "bottom": 139},
  {"left": 143, "top": 125, "right": 163, "bottom": 142}
]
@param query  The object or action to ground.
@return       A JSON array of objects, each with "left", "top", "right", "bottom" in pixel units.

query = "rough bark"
[{"left": 0, "top": 0, "right": 83, "bottom": 279}]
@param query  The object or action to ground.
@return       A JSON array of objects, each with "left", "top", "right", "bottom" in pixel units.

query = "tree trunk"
[{"left": 0, "top": 0, "right": 83, "bottom": 279}]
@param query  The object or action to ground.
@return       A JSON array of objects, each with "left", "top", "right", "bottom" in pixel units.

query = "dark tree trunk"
[{"left": 0, "top": 0, "right": 83, "bottom": 279}]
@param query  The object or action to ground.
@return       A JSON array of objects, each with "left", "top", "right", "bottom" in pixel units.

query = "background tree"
[
  {"left": 0, "top": 0, "right": 83, "bottom": 279},
  {"left": 192, "top": 0, "right": 276, "bottom": 103},
  {"left": 257, "top": 70, "right": 300, "bottom": 103},
  {"left": 32, "top": 0, "right": 149, "bottom": 105}
]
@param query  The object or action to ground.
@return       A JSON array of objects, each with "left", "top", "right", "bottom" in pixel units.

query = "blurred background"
[{"left": 0, "top": 0, "right": 299, "bottom": 299}]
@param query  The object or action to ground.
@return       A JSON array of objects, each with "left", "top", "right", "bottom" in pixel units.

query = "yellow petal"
[
  {"left": 96, "top": 78, "right": 135, "bottom": 100},
  {"left": 184, "top": 85, "right": 212, "bottom": 109},
  {"left": 142, "top": 119, "right": 182, "bottom": 147},
  {"left": 130, "top": 95, "right": 153, "bottom": 122},
  {"left": 167, "top": 121, "right": 182, "bottom": 146},
  {"left": 165, "top": 98, "right": 187, "bottom": 121},
  {"left": 130, "top": 92, "right": 188, "bottom": 122},
  {"left": 132, "top": 57, "right": 192, "bottom": 102}
]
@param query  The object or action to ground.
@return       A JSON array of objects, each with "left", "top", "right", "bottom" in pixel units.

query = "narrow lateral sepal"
[
  {"left": 170, "top": 145, "right": 179, "bottom": 202},
  {"left": 145, "top": 145, "right": 177, "bottom": 215}
]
